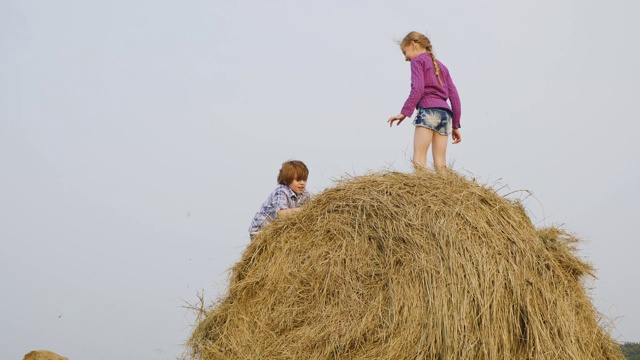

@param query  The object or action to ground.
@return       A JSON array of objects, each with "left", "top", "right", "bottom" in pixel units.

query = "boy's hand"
[
  {"left": 452, "top": 129, "right": 462, "bottom": 144},
  {"left": 277, "top": 207, "right": 303, "bottom": 218},
  {"left": 388, "top": 114, "right": 406, "bottom": 127}
]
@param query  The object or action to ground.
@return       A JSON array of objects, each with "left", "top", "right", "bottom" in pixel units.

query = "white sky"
[{"left": 1, "top": 1, "right": 639, "bottom": 359}]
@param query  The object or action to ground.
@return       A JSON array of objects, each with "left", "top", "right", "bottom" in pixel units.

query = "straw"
[{"left": 185, "top": 169, "right": 623, "bottom": 359}]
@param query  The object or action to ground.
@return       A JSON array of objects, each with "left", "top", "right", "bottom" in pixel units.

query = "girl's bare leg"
[
  {"left": 413, "top": 127, "right": 434, "bottom": 168},
  {"left": 431, "top": 132, "right": 449, "bottom": 171}
]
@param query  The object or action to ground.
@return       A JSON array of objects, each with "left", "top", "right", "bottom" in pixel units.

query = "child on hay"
[
  {"left": 248, "top": 160, "right": 310, "bottom": 239},
  {"left": 388, "top": 31, "right": 462, "bottom": 171}
]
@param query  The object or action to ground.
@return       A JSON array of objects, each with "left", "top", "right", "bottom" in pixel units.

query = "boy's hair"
[
  {"left": 277, "top": 160, "right": 309, "bottom": 185},
  {"left": 400, "top": 31, "right": 443, "bottom": 86}
]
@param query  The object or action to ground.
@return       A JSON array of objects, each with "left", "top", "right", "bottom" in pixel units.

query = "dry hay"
[
  {"left": 186, "top": 170, "right": 623, "bottom": 359},
  {"left": 23, "top": 350, "right": 68, "bottom": 360}
]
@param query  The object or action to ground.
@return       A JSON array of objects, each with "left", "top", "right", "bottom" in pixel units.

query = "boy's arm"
[
  {"left": 273, "top": 188, "right": 299, "bottom": 218},
  {"left": 275, "top": 190, "right": 309, "bottom": 218},
  {"left": 277, "top": 207, "right": 303, "bottom": 218}
]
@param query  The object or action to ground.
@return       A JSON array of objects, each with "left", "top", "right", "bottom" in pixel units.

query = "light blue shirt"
[{"left": 248, "top": 184, "right": 310, "bottom": 234}]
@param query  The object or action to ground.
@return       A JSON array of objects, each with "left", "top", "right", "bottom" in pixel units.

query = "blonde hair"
[{"left": 400, "top": 31, "right": 443, "bottom": 86}]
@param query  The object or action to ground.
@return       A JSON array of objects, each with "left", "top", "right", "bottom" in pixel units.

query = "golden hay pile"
[{"left": 186, "top": 170, "right": 623, "bottom": 359}]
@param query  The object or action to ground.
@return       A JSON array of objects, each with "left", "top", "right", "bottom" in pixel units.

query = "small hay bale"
[
  {"left": 186, "top": 170, "right": 623, "bottom": 359},
  {"left": 23, "top": 350, "right": 68, "bottom": 360}
]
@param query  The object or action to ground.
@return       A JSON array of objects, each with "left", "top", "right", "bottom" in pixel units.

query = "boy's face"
[{"left": 288, "top": 178, "right": 306, "bottom": 195}]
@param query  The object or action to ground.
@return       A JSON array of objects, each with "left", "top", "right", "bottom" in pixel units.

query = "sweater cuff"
[{"left": 401, "top": 108, "right": 413, "bottom": 118}]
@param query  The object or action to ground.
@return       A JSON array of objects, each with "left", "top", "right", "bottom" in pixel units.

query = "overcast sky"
[{"left": 1, "top": 1, "right": 639, "bottom": 359}]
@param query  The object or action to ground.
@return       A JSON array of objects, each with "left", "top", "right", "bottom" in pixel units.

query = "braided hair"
[{"left": 401, "top": 31, "right": 443, "bottom": 86}]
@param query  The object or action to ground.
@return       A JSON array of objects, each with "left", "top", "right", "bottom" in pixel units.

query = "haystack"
[
  {"left": 23, "top": 350, "right": 68, "bottom": 360},
  {"left": 186, "top": 170, "right": 623, "bottom": 359}
]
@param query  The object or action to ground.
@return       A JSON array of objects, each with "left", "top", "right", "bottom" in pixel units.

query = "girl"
[{"left": 388, "top": 31, "right": 462, "bottom": 170}]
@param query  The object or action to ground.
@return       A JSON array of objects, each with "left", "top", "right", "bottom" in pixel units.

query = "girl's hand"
[
  {"left": 452, "top": 128, "right": 462, "bottom": 144},
  {"left": 388, "top": 114, "right": 406, "bottom": 127}
]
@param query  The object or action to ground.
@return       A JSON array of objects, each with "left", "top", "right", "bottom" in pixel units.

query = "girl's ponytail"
[{"left": 427, "top": 49, "right": 443, "bottom": 86}]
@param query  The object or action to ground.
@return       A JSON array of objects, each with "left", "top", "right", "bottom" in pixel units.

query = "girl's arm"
[
  {"left": 445, "top": 71, "right": 462, "bottom": 129},
  {"left": 400, "top": 58, "right": 426, "bottom": 118}
]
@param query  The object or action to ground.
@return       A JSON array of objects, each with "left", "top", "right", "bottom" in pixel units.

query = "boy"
[{"left": 248, "top": 160, "right": 310, "bottom": 239}]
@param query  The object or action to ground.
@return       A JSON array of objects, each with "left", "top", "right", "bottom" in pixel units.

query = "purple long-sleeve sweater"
[{"left": 400, "top": 52, "right": 462, "bottom": 129}]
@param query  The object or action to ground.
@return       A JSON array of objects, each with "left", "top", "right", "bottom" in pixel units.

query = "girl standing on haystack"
[{"left": 388, "top": 31, "right": 462, "bottom": 170}]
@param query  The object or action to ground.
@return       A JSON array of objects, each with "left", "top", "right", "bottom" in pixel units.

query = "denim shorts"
[{"left": 413, "top": 107, "right": 453, "bottom": 136}]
